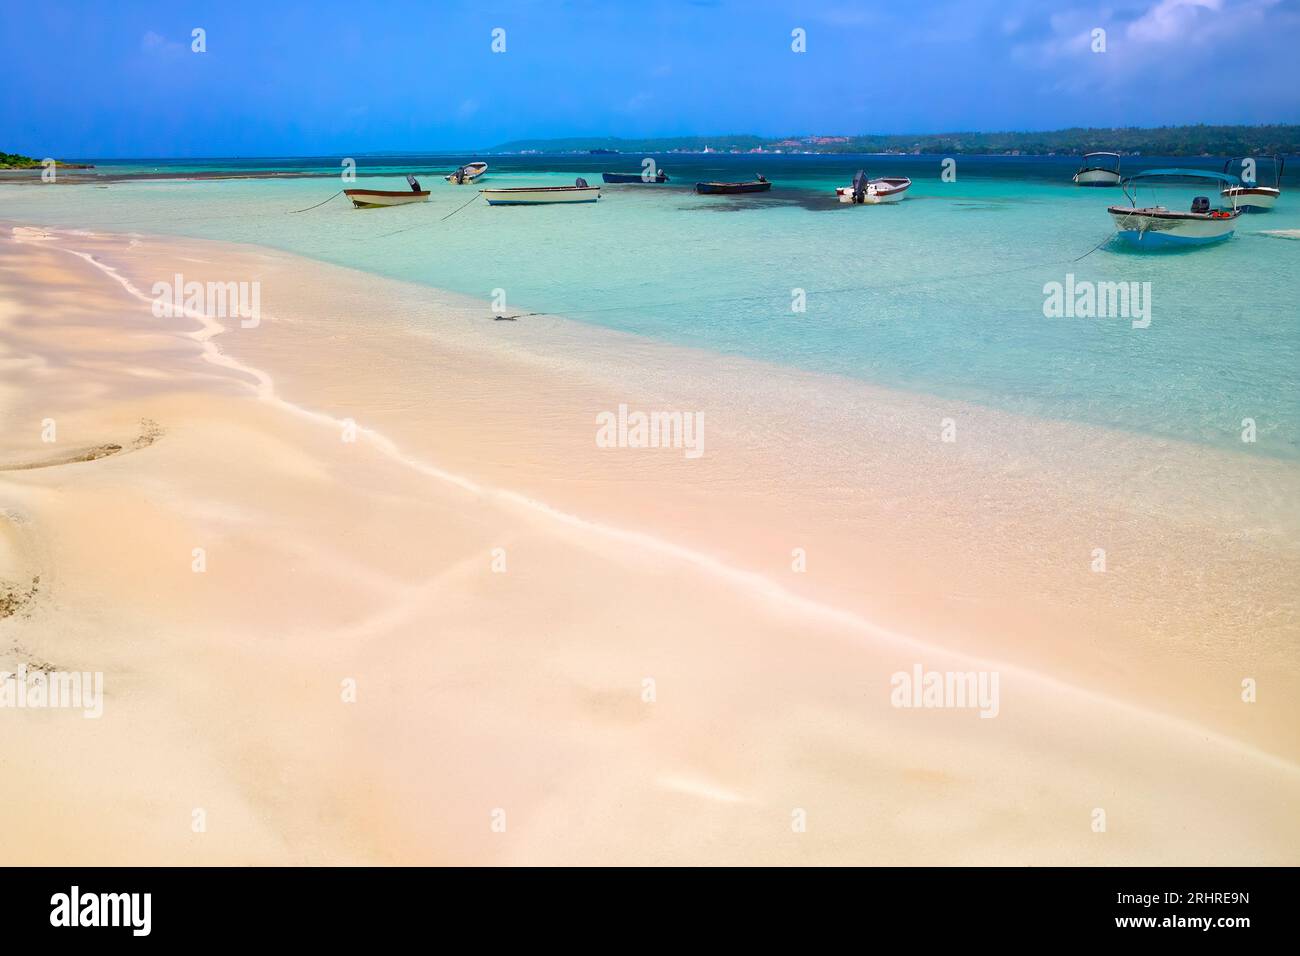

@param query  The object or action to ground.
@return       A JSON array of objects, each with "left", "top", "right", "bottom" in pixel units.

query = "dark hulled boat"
[
  {"left": 695, "top": 175, "right": 771, "bottom": 195},
  {"left": 602, "top": 171, "right": 669, "bottom": 184}
]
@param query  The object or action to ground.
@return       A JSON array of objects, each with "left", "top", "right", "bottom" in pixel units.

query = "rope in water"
[
  {"left": 1073, "top": 229, "right": 1119, "bottom": 261},
  {"left": 496, "top": 231, "right": 1123, "bottom": 321},
  {"left": 368, "top": 191, "right": 484, "bottom": 239},
  {"left": 440, "top": 192, "right": 482, "bottom": 222},
  {"left": 287, "top": 190, "right": 343, "bottom": 214}
]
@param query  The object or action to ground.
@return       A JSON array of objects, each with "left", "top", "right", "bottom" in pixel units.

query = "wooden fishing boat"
[
  {"left": 602, "top": 170, "right": 669, "bottom": 184},
  {"left": 480, "top": 178, "right": 600, "bottom": 205},
  {"left": 446, "top": 162, "right": 488, "bottom": 184},
  {"left": 1108, "top": 169, "right": 1242, "bottom": 248},
  {"left": 836, "top": 171, "right": 911, "bottom": 204},
  {"left": 344, "top": 176, "right": 430, "bottom": 208},
  {"left": 695, "top": 176, "right": 771, "bottom": 195}
]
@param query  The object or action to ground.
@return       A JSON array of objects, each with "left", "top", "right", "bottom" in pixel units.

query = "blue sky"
[{"left": 4, "top": 0, "right": 1298, "bottom": 157}]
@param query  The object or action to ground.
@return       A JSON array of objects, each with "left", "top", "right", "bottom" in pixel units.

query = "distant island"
[
  {"left": 490, "top": 125, "right": 1300, "bottom": 157},
  {"left": 1, "top": 151, "right": 93, "bottom": 170}
]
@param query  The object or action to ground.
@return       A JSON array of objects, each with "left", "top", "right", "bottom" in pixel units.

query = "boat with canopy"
[
  {"left": 1221, "top": 156, "right": 1284, "bottom": 212},
  {"left": 1073, "top": 152, "right": 1122, "bottom": 186},
  {"left": 1107, "top": 168, "right": 1243, "bottom": 248}
]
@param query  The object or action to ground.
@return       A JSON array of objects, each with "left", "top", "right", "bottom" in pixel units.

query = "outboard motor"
[
  {"left": 1191, "top": 196, "right": 1210, "bottom": 214},
  {"left": 452, "top": 166, "right": 467, "bottom": 184},
  {"left": 852, "top": 169, "right": 867, "bottom": 204},
  {"left": 756, "top": 173, "right": 767, "bottom": 183},
  {"left": 576, "top": 177, "right": 589, "bottom": 188},
  {"left": 407, "top": 174, "right": 422, "bottom": 192}
]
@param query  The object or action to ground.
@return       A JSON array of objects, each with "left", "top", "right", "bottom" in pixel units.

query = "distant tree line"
[
  {"left": 491, "top": 125, "right": 1300, "bottom": 156},
  {"left": 0, "top": 152, "right": 42, "bottom": 168}
]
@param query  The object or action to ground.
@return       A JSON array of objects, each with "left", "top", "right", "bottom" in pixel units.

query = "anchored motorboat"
[
  {"left": 836, "top": 170, "right": 911, "bottom": 204},
  {"left": 480, "top": 178, "right": 601, "bottom": 205},
  {"left": 1073, "top": 152, "right": 1122, "bottom": 186},
  {"left": 602, "top": 170, "right": 669, "bottom": 183},
  {"left": 446, "top": 162, "right": 488, "bottom": 184},
  {"left": 1221, "top": 156, "right": 1283, "bottom": 212},
  {"left": 695, "top": 175, "right": 771, "bottom": 195},
  {"left": 344, "top": 174, "right": 430, "bottom": 208},
  {"left": 1107, "top": 168, "right": 1242, "bottom": 248}
]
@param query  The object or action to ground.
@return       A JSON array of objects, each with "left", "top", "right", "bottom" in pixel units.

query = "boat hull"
[
  {"left": 1222, "top": 186, "right": 1279, "bottom": 211},
  {"left": 446, "top": 162, "right": 488, "bottom": 184},
  {"left": 836, "top": 177, "right": 911, "bottom": 204},
  {"left": 343, "top": 189, "right": 431, "bottom": 208},
  {"left": 602, "top": 172, "right": 668, "bottom": 184},
  {"left": 1074, "top": 169, "right": 1122, "bottom": 186},
  {"left": 479, "top": 186, "right": 600, "bottom": 205},
  {"left": 695, "top": 181, "right": 772, "bottom": 195},
  {"left": 1108, "top": 206, "right": 1239, "bottom": 248}
]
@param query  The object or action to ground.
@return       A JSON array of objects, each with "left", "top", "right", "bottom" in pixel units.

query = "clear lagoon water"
[{"left": 3, "top": 154, "right": 1297, "bottom": 458}]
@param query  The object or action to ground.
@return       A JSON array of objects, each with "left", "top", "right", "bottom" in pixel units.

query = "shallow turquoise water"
[{"left": 4, "top": 155, "right": 1297, "bottom": 458}]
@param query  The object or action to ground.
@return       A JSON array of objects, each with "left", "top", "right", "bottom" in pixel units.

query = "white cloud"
[{"left": 1126, "top": 0, "right": 1224, "bottom": 42}]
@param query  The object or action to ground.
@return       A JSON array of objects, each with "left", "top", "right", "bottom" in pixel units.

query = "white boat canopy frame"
[
  {"left": 1118, "top": 168, "right": 1241, "bottom": 207},
  {"left": 1222, "top": 155, "right": 1285, "bottom": 189},
  {"left": 1078, "top": 152, "right": 1122, "bottom": 169}
]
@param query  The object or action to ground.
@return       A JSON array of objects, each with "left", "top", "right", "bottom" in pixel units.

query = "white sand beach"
[{"left": 1, "top": 223, "right": 1297, "bottom": 865}]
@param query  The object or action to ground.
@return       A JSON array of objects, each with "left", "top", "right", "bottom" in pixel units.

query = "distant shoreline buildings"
[{"left": 491, "top": 124, "right": 1300, "bottom": 158}]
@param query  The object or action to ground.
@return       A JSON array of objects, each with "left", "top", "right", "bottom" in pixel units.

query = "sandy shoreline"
[{"left": 1, "top": 221, "right": 1297, "bottom": 864}]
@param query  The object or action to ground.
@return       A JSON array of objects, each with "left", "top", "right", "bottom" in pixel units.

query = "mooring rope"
[
  {"left": 495, "top": 231, "right": 1121, "bottom": 321},
  {"left": 366, "top": 193, "right": 483, "bottom": 240},
  {"left": 440, "top": 192, "right": 482, "bottom": 222},
  {"left": 288, "top": 190, "right": 343, "bottom": 214},
  {"left": 1073, "top": 229, "right": 1119, "bottom": 261}
]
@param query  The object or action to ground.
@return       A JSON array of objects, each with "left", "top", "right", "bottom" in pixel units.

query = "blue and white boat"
[{"left": 1108, "top": 169, "right": 1243, "bottom": 249}]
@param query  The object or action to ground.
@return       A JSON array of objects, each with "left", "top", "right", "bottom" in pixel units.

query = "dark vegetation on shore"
[
  {"left": 492, "top": 124, "right": 1300, "bottom": 156},
  {"left": 1, "top": 151, "right": 93, "bottom": 169}
]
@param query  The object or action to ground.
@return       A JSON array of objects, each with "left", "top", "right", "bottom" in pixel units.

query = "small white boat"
[
  {"left": 1221, "top": 156, "right": 1283, "bottom": 212},
  {"left": 1108, "top": 169, "right": 1242, "bottom": 249},
  {"left": 1073, "top": 152, "right": 1122, "bottom": 186},
  {"left": 1222, "top": 184, "right": 1280, "bottom": 211},
  {"left": 446, "top": 162, "right": 488, "bottom": 184},
  {"left": 480, "top": 178, "right": 600, "bottom": 205},
  {"left": 836, "top": 170, "right": 910, "bottom": 204},
  {"left": 344, "top": 175, "right": 430, "bottom": 208}
]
